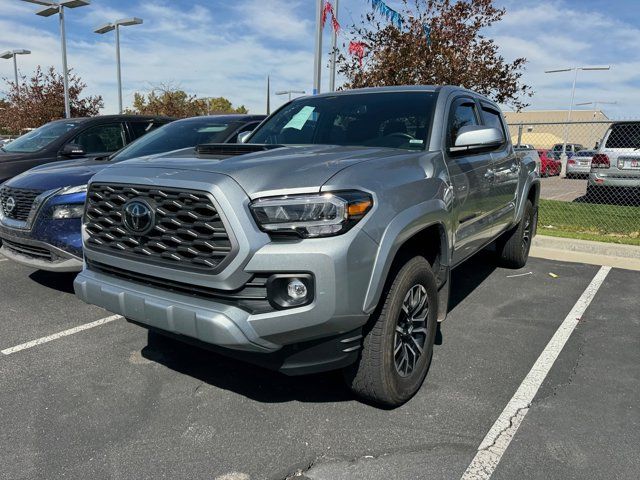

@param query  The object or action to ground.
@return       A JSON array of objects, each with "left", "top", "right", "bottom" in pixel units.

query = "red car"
[{"left": 537, "top": 149, "right": 561, "bottom": 177}]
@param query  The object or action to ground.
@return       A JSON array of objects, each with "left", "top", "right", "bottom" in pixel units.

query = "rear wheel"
[
  {"left": 496, "top": 199, "right": 536, "bottom": 268},
  {"left": 344, "top": 256, "right": 438, "bottom": 407}
]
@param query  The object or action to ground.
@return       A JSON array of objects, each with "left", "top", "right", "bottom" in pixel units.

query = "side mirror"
[
  {"left": 61, "top": 143, "right": 86, "bottom": 157},
  {"left": 452, "top": 126, "right": 503, "bottom": 152},
  {"left": 237, "top": 131, "right": 252, "bottom": 144}
]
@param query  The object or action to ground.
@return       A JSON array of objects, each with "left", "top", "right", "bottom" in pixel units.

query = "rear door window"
[{"left": 73, "top": 123, "right": 126, "bottom": 154}]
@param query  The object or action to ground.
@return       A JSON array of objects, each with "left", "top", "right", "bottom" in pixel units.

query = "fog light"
[
  {"left": 266, "top": 274, "right": 314, "bottom": 309},
  {"left": 287, "top": 279, "right": 308, "bottom": 300}
]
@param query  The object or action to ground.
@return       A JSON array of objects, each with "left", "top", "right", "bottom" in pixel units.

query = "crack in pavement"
[{"left": 281, "top": 440, "right": 475, "bottom": 480}]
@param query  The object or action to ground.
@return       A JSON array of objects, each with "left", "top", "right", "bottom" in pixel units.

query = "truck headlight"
[
  {"left": 52, "top": 204, "right": 85, "bottom": 219},
  {"left": 250, "top": 191, "right": 373, "bottom": 238}
]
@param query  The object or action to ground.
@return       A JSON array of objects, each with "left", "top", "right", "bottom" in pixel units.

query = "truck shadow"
[
  {"left": 139, "top": 251, "right": 497, "bottom": 405},
  {"left": 141, "top": 333, "right": 353, "bottom": 404},
  {"left": 28, "top": 270, "right": 77, "bottom": 294}
]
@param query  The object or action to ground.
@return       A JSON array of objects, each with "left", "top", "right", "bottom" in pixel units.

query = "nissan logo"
[
  {"left": 122, "top": 199, "right": 155, "bottom": 235},
  {"left": 4, "top": 196, "right": 16, "bottom": 215}
]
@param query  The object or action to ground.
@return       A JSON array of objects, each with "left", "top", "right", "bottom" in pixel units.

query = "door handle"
[
  {"left": 484, "top": 169, "right": 495, "bottom": 179},
  {"left": 510, "top": 163, "right": 519, "bottom": 173}
]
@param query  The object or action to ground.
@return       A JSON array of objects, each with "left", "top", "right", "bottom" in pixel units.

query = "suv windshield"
[
  {"left": 2, "top": 121, "right": 80, "bottom": 153},
  {"left": 248, "top": 91, "right": 436, "bottom": 151},
  {"left": 113, "top": 118, "right": 240, "bottom": 162},
  {"left": 605, "top": 124, "right": 640, "bottom": 149}
]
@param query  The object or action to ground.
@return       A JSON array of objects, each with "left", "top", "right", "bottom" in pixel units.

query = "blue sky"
[{"left": 1, "top": 0, "right": 639, "bottom": 117}]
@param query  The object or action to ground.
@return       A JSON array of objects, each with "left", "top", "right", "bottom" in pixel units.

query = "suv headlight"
[
  {"left": 52, "top": 204, "right": 85, "bottom": 219},
  {"left": 250, "top": 191, "right": 373, "bottom": 238},
  {"left": 58, "top": 184, "right": 88, "bottom": 195}
]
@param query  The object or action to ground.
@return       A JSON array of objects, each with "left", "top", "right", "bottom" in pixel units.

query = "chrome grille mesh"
[
  {"left": 0, "top": 187, "right": 42, "bottom": 221},
  {"left": 84, "top": 183, "right": 233, "bottom": 272}
]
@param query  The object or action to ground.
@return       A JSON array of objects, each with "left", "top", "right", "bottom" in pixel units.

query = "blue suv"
[{"left": 0, "top": 114, "right": 265, "bottom": 272}]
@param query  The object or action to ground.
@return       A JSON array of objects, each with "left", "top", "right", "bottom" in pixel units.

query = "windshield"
[
  {"left": 113, "top": 119, "right": 240, "bottom": 162},
  {"left": 2, "top": 121, "right": 79, "bottom": 153},
  {"left": 605, "top": 124, "right": 640, "bottom": 149},
  {"left": 248, "top": 91, "right": 436, "bottom": 151}
]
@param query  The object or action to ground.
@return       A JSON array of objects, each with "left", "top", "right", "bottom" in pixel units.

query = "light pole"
[
  {"left": 22, "top": 0, "right": 91, "bottom": 119},
  {"left": 0, "top": 49, "right": 31, "bottom": 94},
  {"left": 329, "top": 0, "right": 339, "bottom": 92},
  {"left": 94, "top": 18, "right": 143, "bottom": 114},
  {"left": 575, "top": 100, "right": 617, "bottom": 118},
  {"left": 313, "top": 0, "right": 323, "bottom": 95},
  {"left": 275, "top": 90, "right": 306, "bottom": 102},
  {"left": 545, "top": 65, "right": 610, "bottom": 177}
]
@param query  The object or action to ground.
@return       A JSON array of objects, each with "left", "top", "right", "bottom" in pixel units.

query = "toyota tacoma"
[{"left": 74, "top": 86, "right": 539, "bottom": 407}]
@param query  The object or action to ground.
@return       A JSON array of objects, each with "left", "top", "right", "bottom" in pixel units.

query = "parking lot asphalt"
[
  {"left": 0, "top": 253, "right": 638, "bottom": 480},
  {"left": 539, "top": 176, "right": 586, "bottom": 202}
]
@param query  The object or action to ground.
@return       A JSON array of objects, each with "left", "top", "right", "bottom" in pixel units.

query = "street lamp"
[
  {"left": 0, "top": 49, "right": 31, "bottom": 94},
  {"left": 544, "top": 65, "right": 610, "bottom": 177},
  {"left": 94, "top": 17, "right": 143, "bottom": 114},
  {"left": 275, "top": 90, "right": 306, "bottom": 102},
  {"left": 575, "top": 100, "right": 617, "bottom": 118},
  {"left": 22, "top": 0, "right": 90, "bottom": 119}
]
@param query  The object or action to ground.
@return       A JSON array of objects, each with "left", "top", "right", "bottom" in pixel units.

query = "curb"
[{"left": 531, "top": 235, "right": 640, "bottom": 271}]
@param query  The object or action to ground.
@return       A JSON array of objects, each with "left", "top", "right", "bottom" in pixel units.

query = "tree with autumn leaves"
[
  {"left": 0, "top": 66, "right": 103, "bottom": 134},
  {"left": 337, "top": 0, "right": 533, "bottom": 110},
  {"left": 128, "top": 84, "right": 248, "bottom": 118}
]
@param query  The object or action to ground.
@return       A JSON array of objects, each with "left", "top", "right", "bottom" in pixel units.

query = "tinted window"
[
  {"left": 112, "top": 119, "right": 240, "bottom": 162},
  {"left": 249, "top": 92, "right": 436, "bottom": 151},
  {"left": 605, "top": 124, "right": 640, "bottom": 149},
  {"left": 129, "top": 120, "right": 166, "bottom": 140},
  {"left": 481, "top": 106, "right": 505, "bottom": 140},
  {"left": 2, "top": 121, "right": 80, "bottom": 153},
  {"left": 448, "top": 101, "right": 478, "bottom": 146},
  {"left": 73, "top": 123, "right": 125, "bottom": 154}
]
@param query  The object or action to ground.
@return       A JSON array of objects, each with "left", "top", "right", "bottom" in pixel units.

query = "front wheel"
[
  {"left": 496, "top": 199, "right": 536, "bottom": 268},
  {"left": 344, "top": 256, "right": 438, "bottom": 407}
]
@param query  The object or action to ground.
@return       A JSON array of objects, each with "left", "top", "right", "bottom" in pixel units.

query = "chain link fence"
[{"left": 507, "top": 120, "right": 640, "bottom": 246}]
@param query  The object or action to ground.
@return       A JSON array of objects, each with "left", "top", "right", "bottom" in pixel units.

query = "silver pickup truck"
[{"left": 74, "top": 86, "right": 539, "bottom": 407}]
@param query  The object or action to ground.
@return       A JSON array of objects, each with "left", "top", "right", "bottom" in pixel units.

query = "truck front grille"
[
  {"left": 85, "top": 183, "right": 233, "bottom": 272},
  {"left": 0, "top": 187, "right": 42, "bottom": 221}
]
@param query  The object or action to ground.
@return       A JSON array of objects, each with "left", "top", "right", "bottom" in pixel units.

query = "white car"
[
  {"left": 588, "top": 122, "right": 640, "bottom": 202},
  {"left": 567, "top": 150, "right": 595, "bottom": 178}
]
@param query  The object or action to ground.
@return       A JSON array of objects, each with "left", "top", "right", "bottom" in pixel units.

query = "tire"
[
  {"left": 344, "top": 256, "right": 438, "bottom": 407},
  {"left": 496, "top": 199, "right": 536, "bottom": 268}
]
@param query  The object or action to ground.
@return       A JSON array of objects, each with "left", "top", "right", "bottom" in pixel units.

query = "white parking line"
[
  {"left": 460, "top": 265, "right": 611, "bottom": 480},
  {"left": 0, "top": 258, "right": 8, "bottom": 262},
  {"left": 1, "top": 315, "right": 122, "bottom": 355}
]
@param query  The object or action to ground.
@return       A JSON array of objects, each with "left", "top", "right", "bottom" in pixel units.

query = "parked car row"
[{"left": 0, "top": 114, "right": 265, "bottom": 271}]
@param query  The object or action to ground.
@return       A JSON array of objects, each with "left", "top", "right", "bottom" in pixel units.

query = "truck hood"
[
  {"left": 4, "top": 157, "right": 108, "bottom": 191},
  {"left": 110, "top": 145, "right": 416, "bottom": 197}
]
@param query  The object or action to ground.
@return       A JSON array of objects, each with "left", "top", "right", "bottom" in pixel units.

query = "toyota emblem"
[{"left": 122, "top": 199, "right": 155, "bottom": 235}]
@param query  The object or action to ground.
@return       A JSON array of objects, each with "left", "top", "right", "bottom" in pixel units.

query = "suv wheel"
[
  {"left": 344, "top": 256, "right": 438, "bottom": 407},
  {"left": 496, "top": 199, "right": 536, "bottom": 268}
]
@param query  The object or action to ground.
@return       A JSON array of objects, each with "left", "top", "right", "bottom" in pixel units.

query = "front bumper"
[{"left": 0, "top": 227, "right": 82, "bottom": 272}]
